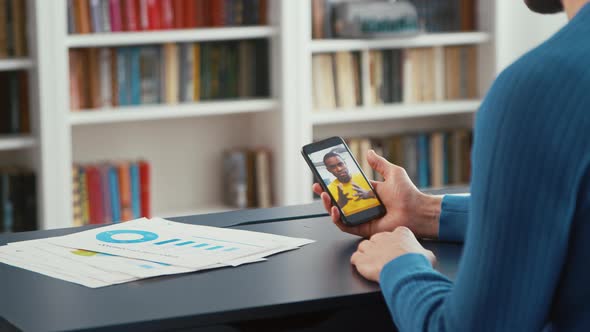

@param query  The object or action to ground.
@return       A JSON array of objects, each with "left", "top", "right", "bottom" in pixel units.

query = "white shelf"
[
  {"left": 0, "top": 58, "right": 33, "bottom": 71},
  {"left": 69, "top": 99, "right": 279, "bottom": 125},
  {"left": 159, "top": 204, "right": 240, "bottom": 218},
  {"left": 311, "top": 100, "right": 481, "bottom": 125},
  {"left": 310, "top": 32, "right": 490, "bottom": 53},
  {"left": 0, "top": 135, "right": 36, "bottom": 151},
  {"left": 66, "top": 26, "right": 278, "bottom": 48}
]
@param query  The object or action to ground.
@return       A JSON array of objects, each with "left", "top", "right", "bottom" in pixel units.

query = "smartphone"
[{"left": 301, "top": 136, "right": 386, "bottom": 226}]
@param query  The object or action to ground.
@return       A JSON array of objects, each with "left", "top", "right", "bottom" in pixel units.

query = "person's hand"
[
  {"left": 351, "top": 227, "right": 436, "bottom": 282},
  {"left": 312, "top": 150, "right": 442, "bottom": 239},
  {"left": 336, "top": 184, "right": 350, "bottom": 207},
  {"left": 351, "top": 183, "right": 375, "bottom": 200}
]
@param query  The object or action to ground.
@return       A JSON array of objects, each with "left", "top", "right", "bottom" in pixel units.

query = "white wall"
[{"left": 495, "top": 0, "right": 567, "bottom": 72}]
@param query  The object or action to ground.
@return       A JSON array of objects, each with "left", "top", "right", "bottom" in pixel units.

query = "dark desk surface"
[{"left": 0, "top": 199, "right": 464, "bottom": 332}]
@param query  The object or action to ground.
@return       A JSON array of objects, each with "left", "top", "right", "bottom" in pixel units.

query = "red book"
[
  {"left": 86, "top": 166, "right": 105, "bottom": 224},
  {"left": 124, "top": 0, "right": 140, "bottom": 31},
  {"left": 109, "top": 0, "right": 123, "bottom": 31},
  {"left": 195, "top": 0, "right": 207, "bottom": 27},
  {"left": 172, "top": 0, "right": 184, "bottom": 28},
  {"left": 208, "top": 0, "right": 224, "bottom": 27},
  {"left": 138, "top": 160, "right": 151, "bottom": 218},
  {"left": 138, "top": 0, "right": 150, "bottom": 30},
  {"left": 184, "top": 0, "right": 197, "bottom": 28},
  {"left": 147, "top": 0, "right": 162, "bottom": 30},
  {"left": 161, "top": 0, "right": 174, "bottom": 29}
]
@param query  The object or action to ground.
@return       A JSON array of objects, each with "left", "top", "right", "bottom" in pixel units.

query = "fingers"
[
  {"left": 312, "top": 183, "right": 324, "bottom": 196},
  {"left": 350, "top": 251, "right": 362, "bottom": 265},
  {"left": 369, "top": 180, "right": 381, "bottom": 190},
  {"left": 320, "top": 192, "right": 332, "bottom": 212},
  {"left": 367, "top": 149, "right": 394, "bottom": 180},
  {"left": 357, "top": 239, "right": 374, "bottom": 253}
]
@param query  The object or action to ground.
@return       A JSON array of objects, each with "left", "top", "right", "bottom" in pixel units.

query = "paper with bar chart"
[{"left": 0, "top": 218, "right": 314, "bottom": 288}]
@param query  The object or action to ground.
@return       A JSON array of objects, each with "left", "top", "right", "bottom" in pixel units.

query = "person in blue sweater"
[{"left": 312, "top": 0, "right": 590, "bottom": 330}]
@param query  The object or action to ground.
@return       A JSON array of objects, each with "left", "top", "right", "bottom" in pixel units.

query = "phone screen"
[{"left": 307, "top": 143, "right": 381, "bottom": 216}]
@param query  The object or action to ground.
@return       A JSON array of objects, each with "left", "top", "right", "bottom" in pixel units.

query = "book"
[
  {"left": 163, "top": 43, "right": 179, "bottom": 103},
  {"left": 98, "top": 165, "right": 112, "bottom": 223},
  {"left": 139, "top": 46, "right": 160, "bottom": 104},
  {"left": 118, "top": 161, "right": 133, "bottom": 221},
  {"left": 255, "top": 149, "right": 272, "bottom": 208},
  {"left": 0, "top": 0, "right": 7, "bottom": 58},
  {"left": 130, "top": 162, "right": 141, "bottom": 219},
  {"left": 108, "top": 164, "right": 121, "bottom": 222},
  {"left": 109, "top": 0, "right": 123, "bottom": 32},
  {"left": 86, "top": 166, "right": 105, "bottom": 224},
  {"left": 138, "top": 160, "right": 150, "bottom": 218}
]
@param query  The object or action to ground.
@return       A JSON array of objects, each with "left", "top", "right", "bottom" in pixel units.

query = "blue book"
[
  {"left": 417, "top": 134, "right": 430, "bottom": 188},
  {"left": 130, "top": 163, "right": 141, "bottom": 219},
  {"left": 108, "top": 166, "right": 121, "bottom": 223},
  {"left": 129, "top": 47, "right": 141, "bottom": 105},
  {"left": 117, "top": 48, "right": 129, "bottom": 106}
]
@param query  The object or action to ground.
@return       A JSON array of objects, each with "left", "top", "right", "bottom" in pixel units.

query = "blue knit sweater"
[{"left": 379, "top": 5, "right": 590, "bottom": 331}]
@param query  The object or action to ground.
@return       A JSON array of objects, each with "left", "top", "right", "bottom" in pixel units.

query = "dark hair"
[{"left": 323, "top": 152, "right": 343, "bottom": 165}]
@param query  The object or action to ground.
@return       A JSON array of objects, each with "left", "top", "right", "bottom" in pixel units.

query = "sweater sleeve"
[
  {"left": 438, "top": 195, "right": 469, "bottom": 243},
  {"left": 379, "top": 60, "right": 584, "bottom": 331}
]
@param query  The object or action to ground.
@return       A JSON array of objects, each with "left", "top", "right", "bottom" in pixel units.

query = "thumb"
[{"left": 367, "top": 150, "right": 392, "bottom": 179}]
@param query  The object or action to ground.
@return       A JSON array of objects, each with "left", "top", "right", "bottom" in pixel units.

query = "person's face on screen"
[
  {"left": 325, "top": 155, "right": 351, "bottom": 183},
  {"left": 524, "top": 0, "right": 563, "bottom": 13}
]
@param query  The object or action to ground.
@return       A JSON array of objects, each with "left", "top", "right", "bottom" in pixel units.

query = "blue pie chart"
[{"left": 96, "top": 230, "right": 159, "bottom": 244}]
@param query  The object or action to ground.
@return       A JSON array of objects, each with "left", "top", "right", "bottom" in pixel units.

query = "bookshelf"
[
  {"left": 309, "top": 32, "right": 490, "bottom": 53},
  {"left": 69, "top": 99, "right": 278, "bottom": 125},
  {"left": 0, "top": 58, "right": 34, "bottom": 71},
  {"left": 65, "top": 26, "right": 278, "bottom": 47},
  {"left": 26, "top": 0, "right": 566, "bottom": 230},
  {"left": 311, "top": 100, "right": 481, "bottom": 125},
  {"left": 0, "top": 135, "right": 36, "bottom": 151}
]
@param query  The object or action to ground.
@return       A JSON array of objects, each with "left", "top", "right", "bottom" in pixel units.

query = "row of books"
[
  {"left": 69, "top": 40, "right": 269, "bottom": 110},
  {"left": 0, "top": 167, "right": 36, "bottom": 233},
  {"left": 0, "top": 71, "right": 30, "bottom": 134},
  {"left": 311, "top": 0, "right": 475, "bottom": 39},
  {"left": 68, "top": 0, "right": 268, "bottom": 34},
  {"left": 72, "top": 160, "right": 151, "bottom": 226},
  {"left": 0, "top": 0, "right": 28, "bottom": 58},
  {"left": 312, "top": 46, "right": 477, "bottom": 110},
  {"left": 223, "top": 148, "right": 273, "bottom": 209},
  {"left": 346, "top": 129, "right": 472, "bottom": 189},
  {"left": 409, "top": 0, "right": 476, "bottom": 32}
]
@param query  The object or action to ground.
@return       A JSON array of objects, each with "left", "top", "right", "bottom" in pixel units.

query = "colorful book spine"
[
  {"left": 417, "top": 134, "right": 430, "bottom": 188},
  {"left": 100, "top": 165, "right": 113, "bottom": 223},
  {"left": 79, "top": 166, "right": 90, "bottom": 225},
  {"left": 109, "top": 0, "right": 123, "bottom": 32},
  {"left": 130, "top": 162, "right": 141, "bottom": 219},
  {"left": 108, "top": 165, "right": 121, "bottom": 222},
  {"left": 118, "top": 162, "right": 133, "bottom": 221},
  {"left": 129, "top": 46, "right": 141, "bottom": 105},
  {"left": 138, "top": 160, "right": 150, "bottom": 218}
]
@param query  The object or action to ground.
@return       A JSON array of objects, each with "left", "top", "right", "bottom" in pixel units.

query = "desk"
[{"left": 0, "top": 201, "right": 463, "bottom": 332}]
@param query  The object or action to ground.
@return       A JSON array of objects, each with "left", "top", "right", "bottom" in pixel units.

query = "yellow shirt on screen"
[{"left": 327, "top": 173, "right": 380, "bottom": 216}]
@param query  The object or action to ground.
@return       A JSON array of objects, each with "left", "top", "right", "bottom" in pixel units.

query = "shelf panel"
[
  {"left": 0, "top": 135, "right": 36, "bottom": 151},
  {"left": 66, "top": 26, "right": 278, "bottom": 48},
  {"left": 0, "top": 58, "right": 34, "bottom": 71},
  {"left": 310, "top": 32, "right": 490, "bottom": 53},
  {"left": 69, "top": 99, "right": 279, "bottom": 125},
  {"left": 311, "top": 100, "right": 480, "bottom": 125}
]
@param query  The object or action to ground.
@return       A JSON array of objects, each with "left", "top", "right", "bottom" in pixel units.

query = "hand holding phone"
[{"left": 301, "top": 136, "right": 386, "bottom": 226}]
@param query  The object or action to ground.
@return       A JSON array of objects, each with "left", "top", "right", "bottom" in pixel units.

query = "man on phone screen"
[{"left": 323, "top": 152, "right": 380, "bottom": 216}]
